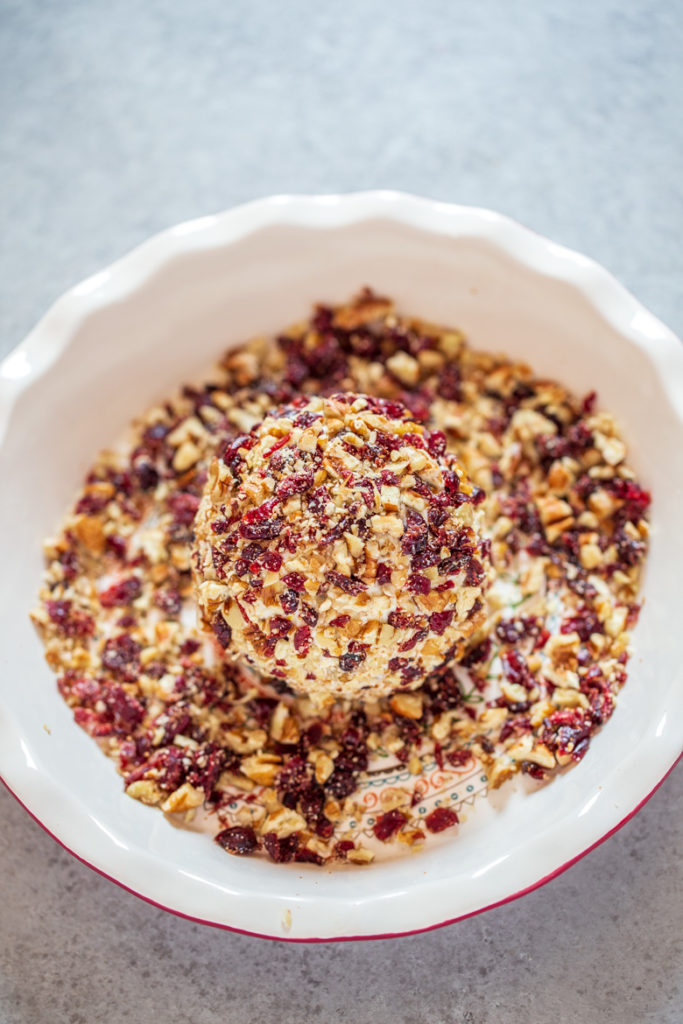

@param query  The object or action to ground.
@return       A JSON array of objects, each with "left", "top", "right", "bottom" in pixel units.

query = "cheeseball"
[{"left": 193, "top": 393, "right": 491, "bottom": 702}]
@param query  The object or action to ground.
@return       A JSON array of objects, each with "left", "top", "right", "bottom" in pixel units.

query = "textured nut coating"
[{"left": 193, "top": 393, "right": 491, "bottom": 702}]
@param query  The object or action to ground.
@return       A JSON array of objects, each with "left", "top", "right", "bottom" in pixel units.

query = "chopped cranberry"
[
  {"left": 407, "top": 572, "right": 431, "bottom": 594},
  {"left": 222, "top": 433, "right": 254, "bottom": 474},
  {"left": 399, "top": 627, "right": 428, "bottom": 653},
  {"left": 106, "top": 534, "right": 127, "bottom": 560},
  {"left": 502, "top": 649, "right": 535, "bottom": 690},
  {"left": 101, "top": 634, "right": 141, "bottom": 682},
  {"left": 281, "top": 571, "right": 306, "bottom": 592},
  {"left": 269, "top": 615, "right": 292, "bottom": 637},
  {"left": 293, "top": 626, "right": 311, "bottom": 655},
  {"left": 216, "top": 825, "right": 258, "bottom": 855},
  {"left": 330, "top": 614, "right": 351, "bottom": 627},
  {"left": 339, "top": 652, "right": 364, "bottom": 673},
  {"left": 402, "top": 509, "right": 428, "bottom": 556},
  {"left": 388, "top": 610, "right": 416, "bottom": 630},
  {"left": 299, "top": 602, "right": 319, "bottom": 627},
  {"left": 609, "top": 478, "right": 651, "bottom": 520},
  {"left": 460, "top": 637, "right": 491, "bottom": 668},
  {"left": 240, "top": 498, "right": 284, "bottom": 540},
  {"left": 210, "top": 517, "right": 231, "bottom": 535},
  {"left": 261, "top": 550, "right": 283, "bottom": 572},
  {"left": 521, "top": 761, "right": 547, "bottom": 780},
  {"left": 376, "top": 562, "right": 392, "bottom": 585},
  {"left": 426, "top": 429, "right": 447, "bottom": 458},
  {"left": 429, "top": 610, "right": 454, "bottom": 635},
  {"left": 561, "top": 607, "right": 603, "bottom": 643},
  {"left": 46, "top": 599, "right": 95, "bottom": 639},
  {"left": 187, "top": 742, "right": 225, "bottom": 798},
  {"left": 326, "top": 570, "right": 366, "bottom": 595},
  {"left": 325, "top": 769, "right": 357, "bottom": 799},
  {"left": 154, "top": 588, "right": 182, "bottom": 617},
  {"left": 100, "top": 577, "right": 142, "bottom": 608},
  {"left": 295, "top": 847, "right": 325, "bottom": 865},
  {"left": 148, "top": 703, "right": 191, "bottom": 746},
  {"left": 276, "top": 471, "right": 314, "bottom": 500},
  {"left": 179, "top": 638, "right": 200, "bottom": 656},
  {"left": 279, "top": 589, "right": 299, "bottom": 614},
  {"left": 496, "top": 618, "right": 525, "bottom": 644},
  {"left": 581, "top": 390, "right": 597, "bottom": 415},
  {"left": 263, "top": 831, "right": 300, "bottom": 863},
  {"left": 425, "top": 806, "right": 459, "bottom": 833},
  {"left": 212, "top": 613, "right": 232, "bottom": 649},
  {"left": 446, "top": 748, "right": 472, "bottom": 767},
  {"left": 167, "top": 491, "right": 200, "bottom": 526},
  {"left": 437, "top": 364, "right": 462, "bottom": 402},
  {"left": 264, "top": 434, "right": 292, "bottom": 459},
  {"left": 75, "top": 491, "right": 109, "bottom": 516},
  {"left": 372, "top": 809, "right": 407, "bottom": 842}
]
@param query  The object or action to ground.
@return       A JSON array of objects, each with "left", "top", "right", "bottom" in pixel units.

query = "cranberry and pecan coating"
[{"left": 193, "top": 393, "right": 492, "bottom": 701}]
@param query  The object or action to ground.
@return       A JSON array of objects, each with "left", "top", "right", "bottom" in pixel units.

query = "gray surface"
[{"left": 0, "top": 1, "right": 681, "bottom": 1021}]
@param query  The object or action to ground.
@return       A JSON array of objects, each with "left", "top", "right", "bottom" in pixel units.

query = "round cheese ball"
[{"left": 193, "top": 393, "right": 491, "bottom": 703}]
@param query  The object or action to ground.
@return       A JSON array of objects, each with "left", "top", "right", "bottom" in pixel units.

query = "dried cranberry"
[
  {"left": 426, "top": 429, "right": 447, "bottom": 458},
  {"left": 325, "top": 770, "right": 356, "bottom": 799},
  {"left": 240, "top": 498, "right": 284, "bottom": 540},
  {"left": 187, "top": 743, "right": 225, "bottom": 798},
  {"left": 276, "top": 471, "right": 314, "bottom": 500},
  {"left": 496, "top": 618, "right": 525, "bottom": 644},
  {"left": 339, "top": 652, "right": 364, "bottom": 673},
  {"left": 446, "top": 748, "right": 472, "bottom": 767},
  {"left": 561, "top": 607, "right": 603, "bottom": 643},
  {"left": 216, "top": 825, "right": 258, "bottom": 855},
  {"left": 101, "top": 634, "right": 141, "bottom": 682},
  {"left": 402, "top": 509, "right": 428, "bottom": 556},
  {"left": 46, "top": 600, "right": 95, "bottom": 639},
  {"left": 521, "top": 761, "right": 547, "bottom": 780},
  {"left": 399, "top": 627, "right": 428, "bottom": 653},
  {"left": 425, "top": 806, "right": 459, "bottom": 833},
  {"left": 262, "top": 832, "right": 300, "bottom": 863},
  {"left": 210, "top": 517, "right": 231, "bottom": 534},
  {"left": 326, "top": 570, "right": 366, "bottom": 595},
  {"left": 295, "top": 847, "right": 325, "bottom": 865},
  {"left": 429, "top": 610, "right": 454, "bottom": 635},
  {"left": 154, "top": 588, "right": 182, "bottom": 617},
  {"left": 279, "top": 589, "right": 299, "bottom": 614},
  {"left": 222, "top": 434, "right": 254, "bottom": 474},
  {"left": 581, "top": 390, "right": 597, "bottom": 415},
  {"left": 106, "top": 534, "right": 127, "bottom": 560},
  {"left": 609, "top": 478, "right": 651, "bottom": 520},
  {"left": 293, "top": 626, "right": 311, "bottom": 655},
  {"left": 148, "top": 703, "right": 191, "bottom": 746},
  {"left": 99, "top": 577, "right": 142, "bottom": 608},
  {"left": 212, "top": 613, "right": 232, "bottom": 649},
  {"left": 437, "top": 364, "right": 462, "bottom": 402},
  {"left": 261, "top": 550, "right": 283, "bottom": 572},
  {"left": 299, "top": 602, "right": 319, "bottom": 627},
  {"left": 407, "top": 572, "right": 431, "bottom": 594},
  {"left": 376, "top": 563, "right": 392, "bottom": 585},
  {"left": 269, "top": 615, "right": 292, "bottom": 637},
  {"left": 281, "top": 571, "right": 306, "bottom": 592},
  {"left": 372, "top": 809, "right": 407, "bottom": 842},
  {"left": 167, "top": 491, "right": 200, "bottom": 526},
  {"left": 501, "top": 649, "right": 535, "bottom": 690},
  {"left": 388, "top": 610, "right": 416, "bottom": 630}
]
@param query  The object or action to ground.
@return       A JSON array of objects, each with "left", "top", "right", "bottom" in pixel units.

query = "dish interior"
[{"left": 1, "top": 213, "right": 680, "bottom": 938}]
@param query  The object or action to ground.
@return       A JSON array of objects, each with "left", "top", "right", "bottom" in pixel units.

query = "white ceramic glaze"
[{"left": 1, "top": 192, "right": 681, "bottom": 941}]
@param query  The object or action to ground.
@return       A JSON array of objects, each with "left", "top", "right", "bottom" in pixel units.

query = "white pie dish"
[{"left": 0, "top": 191, "right": 681, "bottom": 941}]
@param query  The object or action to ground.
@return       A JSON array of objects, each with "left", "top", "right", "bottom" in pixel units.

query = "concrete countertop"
[{"left": 1, "top": 2, "right": 680, "bottom": 1021}]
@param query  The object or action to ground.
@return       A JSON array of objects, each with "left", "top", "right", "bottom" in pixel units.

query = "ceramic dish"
[{"left": 1, "top": 192, "right": 681, "bottom": 941}]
